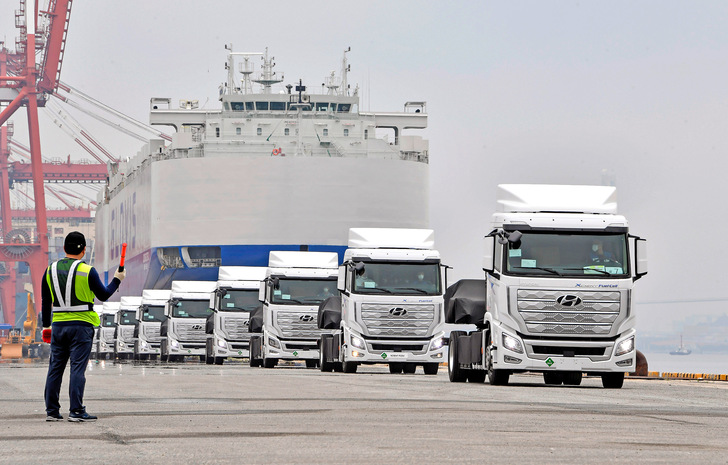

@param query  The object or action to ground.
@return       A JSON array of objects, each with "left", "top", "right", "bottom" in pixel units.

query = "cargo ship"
[{"left": 93, "top": 47, "right": 430, "bottom": 295}]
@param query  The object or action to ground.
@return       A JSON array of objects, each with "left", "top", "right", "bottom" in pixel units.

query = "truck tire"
[
  {"left": 206, "top": 340, "right": 214, "bottom": 364},
  {"left": 543, "top": 372, "right": 563, "bottom": 385},
  {"left": 342, "top": 360, "right": 358, "bottom": 373},
  {"left": 402, "top": 363, "right": 416, "bottom": 374},
  {"left": 423, "top": 363, "right": 439, "bottom": 375},
  {"left": 601, "top": 372, "right": 625, "bottom": 389},
  {"left": 214, "top": 357, "right": 224, "bottom": 365},
  {"left": 467, "top": 369, "right": 486, "bottom": 383},
  {"left": 263, "top": 358, "right": 278, "bottom": 368},
  {"left": 389, "top": 363, "right": 403, "bottom": 374},
  {"left": 562, "top": 371, "right": 582, "bottom": 386},
  {"left": 305, "top": 359, "right": 318, "bottom": 369},
  {"left": 160, "top": 340, "right": 168, "bottom": 362},
  {"left": 448, "top": 331, "right": 467, "bottom": 382},
  {"left": 333, "top": 362, "right": 343, "bottom": 372},
  {"left": 485, "top": 344, "right": 510, "bottom": 386},
  {"left": 319, "top": 338, "right": 333, "bottom": 372}
]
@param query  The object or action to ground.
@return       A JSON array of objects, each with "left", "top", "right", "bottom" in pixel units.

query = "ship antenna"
[
  {"left": 253, "top": 47, "right": 284, "bottom": 94},
  {"left": 341, "top": 46, "right": 351, "bottom": 96},
  {"left": 224, "top": 44, "right": 263, "bottom": 95}
]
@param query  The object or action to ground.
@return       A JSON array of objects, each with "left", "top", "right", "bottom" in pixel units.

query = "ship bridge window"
[
  {"left": 255, "top": 102, "right": 269, "bottom": 110},
  {"left": 270, "top": 102, "right": 286, "bottom": 111},
  {"left": 246, "top": 102, "right": 254, "bottom": 111},
  {"left": 230, "top": 102, "right": 246, "bottom": 111},
  {"left": 336, "top": 104, "right": 351, "bottom": 113},
  {"left": 315, "top": 102, "right": 330, "bottom": 111},
  {"left": 257, "top": 128, "right": 262, "bottom": 136},
  {"left": 287, "top": 102, "right": 312, "bottom": 111},
  {"left": 284, "top": 128, "right": 290, "bottom": 136}
]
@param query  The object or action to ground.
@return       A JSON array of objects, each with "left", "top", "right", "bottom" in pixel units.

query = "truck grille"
[
  {"left": 516, "top": 289, "right": 621, "bottom": 336},
  {"left": 276, "top": 311, "right": 322, "bottom": 339},
  {"left": 175, "top": 322, "right": 206, "bottom": 341},
  {"left": 360, "top": 303, "right": 435, "bottom": 338},
  {"left": 223, "top": 316, "right": 252, "bottom": 341},
  {"left": 142, "top": 324, "right": 162, "bottom": 341},
  {"left": 119, "top": 326, "right": 134, "bottom": 341},
  {"left": 100, "top": 328, "right": 115, "bottom": 343}
]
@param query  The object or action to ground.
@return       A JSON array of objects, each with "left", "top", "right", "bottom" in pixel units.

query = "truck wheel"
[
  {"left": 333, "top": 362, "right": 343, "bottom": 372},
  {"left": 423, "top": 363, "right": 439, "bottom": 375},
  {"left": 543, "top": 372, "right": 563, "bottom": 385},
  {"left": 402, "top": 363, "right": 416, "bottom": 374},
  {"left": 485, "top": 344, "right": 510, "bottom": 386},
  {"left": 319, "top": 338, "right": 333, "bottom": 372},
  {"left": 205, "top": 354, "right": 214, "bottom": 365},
  {"left": 467, "top": 370, "right": 486, "bottom": 383},
  {"left": 389, "top": 363, "right": 403, "bottom": 374},
  {"left": 342, "top": 361, "right": 358, "bottom": 373},
  {"left": 214, "top": 357, "right": 224, "bottom": 365},
  {"left": 305, "top": 359, "right": 318, "bottom": 369},
  {"left": 263, "top": 358, "right": 278, "bottom": 368},
  {"left": 160, "top": 341, "right": 168, "bottom": 362},
  {"left": 562, "top": 371, "right": 583, "bottom": 386},
  {"left": 601, "top": 372, "right": 625, "bottom": 389},
  {"left": 448, "top": 331, "right": 467, "bottom": 382}
]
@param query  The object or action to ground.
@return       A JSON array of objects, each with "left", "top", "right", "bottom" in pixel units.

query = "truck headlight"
[
  {"left": 119, "top": 341, "right": 125, "bottom": 348},
  {"left": 268, "top": 337, "right": 280, "bottom": 349},
  {"left": 502, "top": 333, "right": 523, "bottom": 354},
  {"left": 350, "top": 335, "right": 365, "bottom": 349},
  {"left": 170, "top": 339, "right": 180, "bottom": 350},
  {"left": 140, "top": 340, "right": 148, "bottom": 349},
  {"left": 217, "top": 339, "right": 228, "bottom": 349},
  {"left": 429, "top": 337, "right": 444, "bottom": 351},
  {"left": 615, "top": 336, "right": 634, "bottom": 356}
]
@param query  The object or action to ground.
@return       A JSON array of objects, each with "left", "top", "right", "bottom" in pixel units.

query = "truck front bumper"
[
  {"left": 491, "top": 325, "right": 636, "bottom": 373},
  {"left": 263, "top": 333, "right": 318, "bottom": 360},
  {"left": 98, "top": 340, "right": 115, "bottom": 354},
  {"left": 168, "top": 337, "right": 205, "bottom": 356},
  {"left": 115, "top": 340, "right": 135, "bottom": 355},
  {"left": 211, "top": 335, "right": 250, "bottom": 358},
  {"left": 136, "top": 339, "right": 161, "bottom": 355},
  {"left": 345, "top": 329, "right": 446, "bottom": 364}
]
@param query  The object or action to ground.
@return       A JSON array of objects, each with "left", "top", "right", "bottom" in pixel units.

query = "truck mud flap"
[
  {"left": 249, "top": 335, "right": 262, "bottom": 360},
  {"left": 456, "top": 332, "right": 483, "bottom": 365},
  {"left": 321, "top": 334, "right": 339, "bottom": 363}
]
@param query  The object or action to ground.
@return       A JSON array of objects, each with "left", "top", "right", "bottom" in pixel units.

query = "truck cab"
[
  {"left": 319, "top": 228, "right": 446, "bottom": 374},
  {"left": 447, "top": 184, "right": 648, "bottom": 388},
  {"left": 134, "top": 289, "right": 171, "bottom": 360},
  {"left": 160, "top": 281, "right": 216, "bottom": 362},
  {"left": 206, "top": 266, "right": 267, "bottom": 365},
  {"left": 97, "top": 302, "right": 120, "bottom": 360},
  {"left": 249, "top": 251, "right": 339, "bottom": 369},
  {"left": 115, "top": 296, "right": 142, "bottom": 360}
]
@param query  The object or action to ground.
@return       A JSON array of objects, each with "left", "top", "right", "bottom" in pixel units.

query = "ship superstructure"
[{"left": 94, "top": 47, "right": 430, "bottom": 294}]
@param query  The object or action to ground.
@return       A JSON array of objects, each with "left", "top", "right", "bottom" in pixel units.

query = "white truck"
[
  {"left": 115, "top": 296, "right": 142, "bottom": 360},
  {"left": 90, "top": 304, "right": 102, "bottom": 360},
  {"left": 97, "top": 302, "right": 120, "bottom": 360},
  {"left": 249, "top": 251, "right": 339, "bottom": 369},
  {"left": 206, "top": 266, "right": 267, "bottom": 365},
  {"left": 160, "top": 281, "right": 217, "bottom": 362},
  {"left": 319, "top": 228, "right": 447, "bottom": 374},
  {"left": 447, "top": 184, "right": 647, "bottom": 388},
  {"left": 134, "top": 289, "right": 171, "bottom": 360}
]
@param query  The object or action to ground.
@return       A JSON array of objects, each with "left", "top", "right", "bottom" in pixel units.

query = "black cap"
[{"left": 64, "top": 231, "right": 86, "bottom": 254}]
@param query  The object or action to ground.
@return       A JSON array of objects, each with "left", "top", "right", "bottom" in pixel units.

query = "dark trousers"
[{"left": 44, "top": 323, "right": 94, "bottom": 415}]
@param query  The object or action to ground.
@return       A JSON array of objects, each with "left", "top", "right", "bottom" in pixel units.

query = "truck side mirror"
[
  {"left": 482, "top": 236, "right": 495, "bottom": 272},
  {"left": 337, "top": 265, "right": 346, "bottom": 292},
  {"left": 635, "top": 238, "right": 648, "bottom": 280}
]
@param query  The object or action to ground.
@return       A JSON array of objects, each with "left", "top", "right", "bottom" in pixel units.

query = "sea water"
[{"left": 641, "top": 352, "right": 728, "bottom": 375}]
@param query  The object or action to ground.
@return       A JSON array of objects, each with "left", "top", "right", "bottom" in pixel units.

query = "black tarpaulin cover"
[
  {"left": 248, "top": 304, "right": 264, "bottom": 333},
  {"left": 317, "top": 296, "right": 342, "bottom": 329},
  {"left": 444, "top": 279, "right": 487, "bottom": 326}
]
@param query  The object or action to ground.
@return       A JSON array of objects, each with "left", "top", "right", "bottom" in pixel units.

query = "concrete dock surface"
[{"left": 1, "top": 360, "right": 727, "bottom": 464}]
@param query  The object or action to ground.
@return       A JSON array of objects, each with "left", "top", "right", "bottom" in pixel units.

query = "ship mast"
[
  {"left": 252, "top": 48, "right": 283, "bottom": 94},
  {"left": 223, "top": 44, "right": 262, "bottom": 95}
]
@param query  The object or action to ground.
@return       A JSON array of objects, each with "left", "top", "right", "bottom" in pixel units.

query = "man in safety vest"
[{"left": 41, "top": 231, "right": 126, "bottom": 422}]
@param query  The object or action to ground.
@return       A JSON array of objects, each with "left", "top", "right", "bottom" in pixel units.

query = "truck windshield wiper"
[
  {"left": 512, "top": 266, "right": 562, "bottom": 276},
  {"left": 564, "top": 267, "right": 612, "bottom": 276},
  {"left": 359, "top": 287, "right": 394, "bottom": 294},
  {"left": 392, "top": 287, "right": 430, "bottom": 294},
  {"left": 278, "top": 298, "right": 304, "bottom": 304}
]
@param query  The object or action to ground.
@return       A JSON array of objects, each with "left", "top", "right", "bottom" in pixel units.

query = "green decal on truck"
[{"left": 545, "top": 358, "right": 554, "bottom": 367}]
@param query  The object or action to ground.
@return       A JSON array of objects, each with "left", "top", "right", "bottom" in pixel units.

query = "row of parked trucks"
[{"left": 89, "top": 184, "right": 648, "bottom": 388}]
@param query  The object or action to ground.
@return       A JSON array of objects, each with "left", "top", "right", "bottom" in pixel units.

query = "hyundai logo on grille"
[
  {"left": 299, "top": 315, "right": 314, "bottom": 322},
  {"left": 191, "top": 324, "right": 204, "bottom": 330},
  {"left": 389, "top": 307, "right": 408, "bottom": 316},
  {"left": 556, "top": 295, "right": 582, "bottom": 307}
]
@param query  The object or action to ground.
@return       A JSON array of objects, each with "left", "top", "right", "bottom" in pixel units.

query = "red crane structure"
[{"left": 0, "top": 0, "right": 74, "bottom": 326}]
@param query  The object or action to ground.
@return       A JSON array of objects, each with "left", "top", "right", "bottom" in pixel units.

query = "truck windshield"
[
  {"left": 219, "top": 289, "right": 259, "bottom": 312},
  {"left": 172, "top": 300, "right": 211, "bottom": 318},
  {"left": 141, "top": 305, "right": 165, "bottom": 322},
  {"left": 505, "top": 232, "right": 629, "bottom": 277},
  {"left": 353, "top": 262, "right": 441, "bottom": 295},
  {"left": 270, "top": 279, "right": 338, "bottom": 305},
  {"left": 118, "top": 311, "right": 136, "bottom": 325},
  {"left": 101, "top": 314, "right": 115, "bottom": 327}
]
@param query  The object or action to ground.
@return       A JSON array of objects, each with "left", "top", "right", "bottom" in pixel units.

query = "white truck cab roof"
[
  {"left": 119, "top": 296, "right": 143, "bottom": 311},
  {"left": 170, "top": 281, "right": 217, "bottom": 300},
  {"left": 344, "top": 228, "right": 439, "bottom": 262},
  {"left": 101, "top": 301, "right": 121, "bottom": 315},
  {"left": 267, "top": 251, "right": 339, "bottom": 279},
  {"left": 141, "top": 289, "right": 172, "bottom": 305},
  {"left": 217, "top": 266, "right": 267, "bottom": 289}
]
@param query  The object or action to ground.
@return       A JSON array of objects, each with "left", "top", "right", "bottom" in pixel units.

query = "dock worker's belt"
[{"left": 50, "top": 260, "right": 91, "bottom": 313}]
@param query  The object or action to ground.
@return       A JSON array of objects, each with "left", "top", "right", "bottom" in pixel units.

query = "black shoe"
[
  {"left": 46, "top": 412, "right": 63, "bottom": 421},
  {"left": 68, "top": 411, "right": 97, "bottom": 422}
]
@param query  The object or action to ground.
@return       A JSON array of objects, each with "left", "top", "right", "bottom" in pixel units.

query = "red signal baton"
[{"left": 119, "top": 243, "right": 127, "bottom": 272}]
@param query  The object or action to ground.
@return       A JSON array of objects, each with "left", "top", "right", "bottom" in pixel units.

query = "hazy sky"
[{"left": 2, "top": 1, "right": 728, "bottom": 333}]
